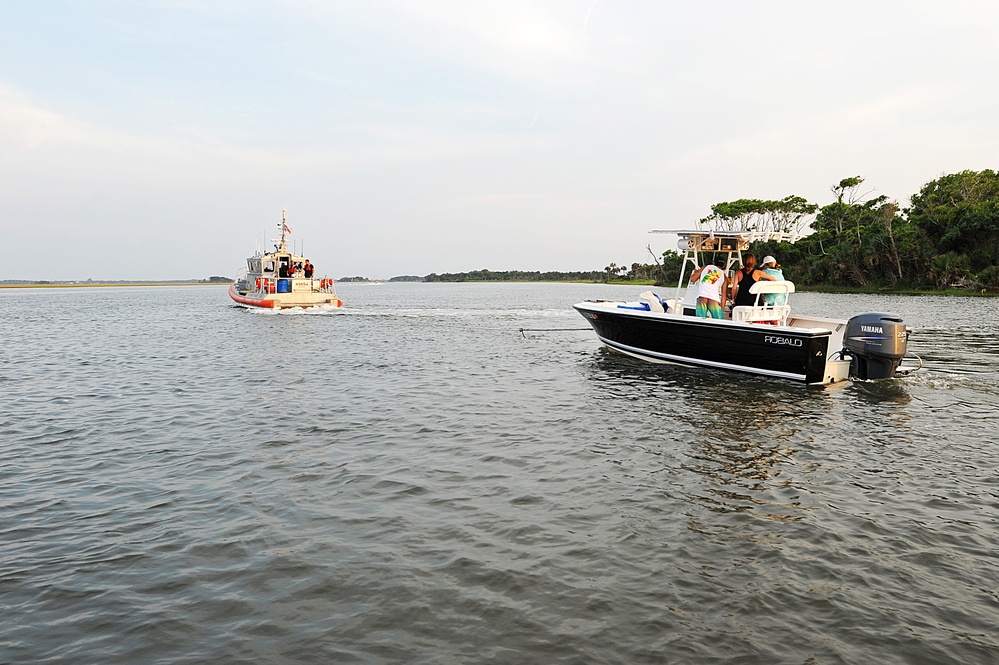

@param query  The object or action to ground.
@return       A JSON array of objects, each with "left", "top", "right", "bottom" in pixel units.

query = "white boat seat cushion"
[
  {"left": 749, "top": 280, "right": 795, "bottom": 297},
  {"left": 639, "top": 291, "right": 667, "bottom": 313}
]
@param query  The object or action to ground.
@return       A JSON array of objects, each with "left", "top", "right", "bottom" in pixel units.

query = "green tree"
[
  {"left": 751, "top": 176, "right": 924, "bottom": 288},
  {"left": 908, "top": 169, "right": 999, "bottom": 273},
  {"left": 699, "top": 196, "right": 818, "bottom": 235}
]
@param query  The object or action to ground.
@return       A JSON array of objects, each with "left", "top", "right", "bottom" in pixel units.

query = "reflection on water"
[
  {"left": 844, "top": 378, "right": 912, "bottom": 405},
  {"left": 584, "top": 350, "right": 836, "bottom": 522},
  {"left": 581, "top": 344, "right": 934, "bottom": 533}
]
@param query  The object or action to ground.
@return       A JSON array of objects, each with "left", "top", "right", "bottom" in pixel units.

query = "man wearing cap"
[{"left": 689, "top": 256, "right": 729, "bottom": 319}]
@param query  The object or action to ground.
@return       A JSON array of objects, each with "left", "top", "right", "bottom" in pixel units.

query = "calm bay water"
[{"left": 2, "top": 282, "right": 998, "bottom": 664}]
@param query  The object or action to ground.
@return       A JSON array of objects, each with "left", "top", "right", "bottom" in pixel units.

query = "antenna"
[{"left": 274, "top": 208, "right": 293, "bottom": 251}]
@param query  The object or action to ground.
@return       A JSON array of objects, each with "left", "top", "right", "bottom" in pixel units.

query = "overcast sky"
[{"left": 3, "top": 1, "right": 998, "bottom": 280}]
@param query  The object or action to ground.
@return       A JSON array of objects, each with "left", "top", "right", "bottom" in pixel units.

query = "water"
[{"left": 2, "top": 283, "right": 998, "bottom": 664}]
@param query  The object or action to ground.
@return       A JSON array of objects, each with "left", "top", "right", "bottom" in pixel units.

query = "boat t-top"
[
  {"left": 574, "top": 228, "right": 920, "bottom": 385},
  {"left": 229, "top": 211, "right": 343, "bottom": 310}
]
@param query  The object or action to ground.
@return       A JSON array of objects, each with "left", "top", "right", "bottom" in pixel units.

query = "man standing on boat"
[{"left": 689, "top": 256, "right": 728, "bottom": 319}]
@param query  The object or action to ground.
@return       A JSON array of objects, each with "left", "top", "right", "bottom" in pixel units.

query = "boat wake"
[
  {"left": 343, "top": 307, "right": 573, "bottom": 319},
  {"left": 239, "top": 303, "right": 346, "bottom": 316}
]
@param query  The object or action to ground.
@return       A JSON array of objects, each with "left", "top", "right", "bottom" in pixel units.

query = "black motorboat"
[{"left": 574, "top": 230, "right": 918, "bottom": 385}]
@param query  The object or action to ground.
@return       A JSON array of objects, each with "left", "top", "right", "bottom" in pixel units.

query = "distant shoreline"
[
  {"left": 0, "top": 280, "right": 991, "bottom": 296},
  {"left": 0, "top": 282, "right": 228, "bottom": 289}
]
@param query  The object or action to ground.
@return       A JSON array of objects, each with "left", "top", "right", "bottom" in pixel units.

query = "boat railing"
[{"left": 315, "top": 277, "right": 337, "bottom": 294}]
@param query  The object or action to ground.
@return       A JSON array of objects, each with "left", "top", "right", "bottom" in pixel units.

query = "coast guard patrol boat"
[{"left": 229, "top": 211, "right": 342, "bottom": 310}]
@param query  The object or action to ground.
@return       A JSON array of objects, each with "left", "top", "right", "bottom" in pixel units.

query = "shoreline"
[
  {"left": 421, "top": 280, "right": 996, "bottom": 295},
  {"left": 1, "top": 280, "right": 992, "bottom": 296},
  {"left": 0, "top": 282, "right": 229, "bottom": 289}
]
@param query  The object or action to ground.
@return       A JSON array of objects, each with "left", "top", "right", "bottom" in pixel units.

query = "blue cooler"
[{"left": 277, "top": 279, "right": 291, "bottom": 293}]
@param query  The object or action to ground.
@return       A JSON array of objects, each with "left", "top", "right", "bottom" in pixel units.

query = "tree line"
[
  {"left": 424, "top": 269, "right": 607, "bottom": 282},
  {"left": 629, "top": 169, "right": 999, "bottom": 291}
]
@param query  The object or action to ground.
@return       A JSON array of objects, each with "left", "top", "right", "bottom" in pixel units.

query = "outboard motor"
[{"left": 843, "top": 312, "right": 909, "bottom": 379}]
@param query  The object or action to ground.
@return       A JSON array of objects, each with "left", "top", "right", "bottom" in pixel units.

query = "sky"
[{"left": 2, "top": 1, "right": 998, "bottom": 281}]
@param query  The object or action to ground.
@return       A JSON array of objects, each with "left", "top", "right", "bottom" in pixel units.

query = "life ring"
[{"left": 255, "top": 277, "right": 262, "bottom": 290}]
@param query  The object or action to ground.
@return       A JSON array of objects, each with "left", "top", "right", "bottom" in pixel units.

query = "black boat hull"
[{"left": 574, "top": 304, "right": 833, "bottom": 384}]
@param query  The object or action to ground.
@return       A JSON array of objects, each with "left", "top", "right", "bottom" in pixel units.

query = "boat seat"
[
  {"left": 638, "top": 291, "right": 668, "bottom": 313},
  {"left": 732, "top": 304, "right": 791, "bottom": 324},
  {"left": 732, "top": 281, "right": 795, "bottom": 325},
  {"left": 750, "top": 279, "right": 795, "bottom": 299}
]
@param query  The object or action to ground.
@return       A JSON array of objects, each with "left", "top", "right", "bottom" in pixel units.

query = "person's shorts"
[{"left": 696, "top": 298, "right": 724, "bottom": 319}]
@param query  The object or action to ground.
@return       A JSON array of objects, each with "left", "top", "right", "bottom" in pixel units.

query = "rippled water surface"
[{"left": 2, "top": 283, "right": 998, "bottom": 664}]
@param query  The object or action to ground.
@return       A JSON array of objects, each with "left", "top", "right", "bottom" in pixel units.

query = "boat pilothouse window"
[{"left": 263, "top": 260, "right": 275, "bottom": 275}]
